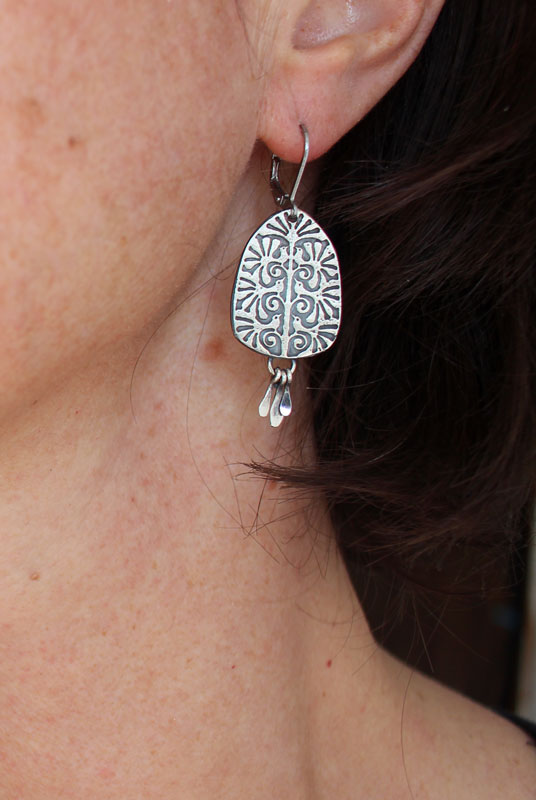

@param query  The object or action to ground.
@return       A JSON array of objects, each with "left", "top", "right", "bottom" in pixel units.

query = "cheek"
[{"left": 0, "top": 0, "right": 259, "bottom": 414}]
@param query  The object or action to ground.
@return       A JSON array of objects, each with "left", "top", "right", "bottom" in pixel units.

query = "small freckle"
[
  {"left": 326, "top": 659, "right": 332, "bottom": 668},
  {"left": 101, "top": 630, "right": 107, "bottom": 636},
  {"left": 97, "top": 767, "right": 115, "bottom": 780},
  {"left": 18, "top": 97, "right": 45, "bottom": 134},
  {"left": 152, "top": 561, "right": 157, "bottom": 570},
  {"left": 130, "top": 495, "right": 136, "bottom": 504},
  {"left": 67, "top": 135, "right": 80, "bottom": 149},
  {"left": 120, "top": 235, "right": 127, "bottom": 246},
  {"left": 201, "top": 336, "right": 225, "bottom": 363},
  {"left": 30, "top": 572, "right": 40, "bottom": 581},
  {"left": 139, "top": 451, "right": 146, "bottom": 460}
]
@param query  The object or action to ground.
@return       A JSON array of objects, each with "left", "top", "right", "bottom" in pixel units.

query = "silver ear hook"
[{"left": 270, "top": 123, "right": 310, "bottom": 218}]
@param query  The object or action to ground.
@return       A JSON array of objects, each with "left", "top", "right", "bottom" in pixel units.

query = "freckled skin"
[
  {"left": 0, "top": 8, "right": 269, "bottom": 789},
  {"left": 0, "top": 0, "right": 259, "bottom": 427},
  {"left": 0, "top": 3, "right": 534, "bottom": 800}
]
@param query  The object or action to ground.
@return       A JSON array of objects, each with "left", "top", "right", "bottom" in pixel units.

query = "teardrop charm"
[
  {"left": 258, "top": 369, "right": 280, "bottom": 418},
  {"left": 270, "top": 376, "right": 286, "bottom": 428},
  {"left": 280, "top": 376, "right": 292, "bottom": 417}
]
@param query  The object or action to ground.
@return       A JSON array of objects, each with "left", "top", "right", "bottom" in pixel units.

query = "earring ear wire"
[
  {"left": 270, "top": 123, "right": 310, "bottom": 217},
  {"left": 231, "top": 124, "right": 342, "bottom": 428}
]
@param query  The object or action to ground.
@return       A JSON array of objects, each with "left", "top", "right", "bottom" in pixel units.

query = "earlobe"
[{"left": 257, "top": 0, "right": 445, "bottom": 162}]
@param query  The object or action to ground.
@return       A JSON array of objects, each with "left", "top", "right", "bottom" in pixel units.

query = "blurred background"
[{"left": 357, "top": 529, "right": 535, "bottom": 723}]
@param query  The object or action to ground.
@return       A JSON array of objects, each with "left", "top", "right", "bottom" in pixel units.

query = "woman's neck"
[{"left": 0, "top": 156, "right": 407, "bottom": 799}]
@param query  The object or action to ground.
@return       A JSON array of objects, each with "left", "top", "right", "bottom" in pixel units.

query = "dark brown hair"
[{"left": 264, "top": 0, "right": 536, "bottom": 599}]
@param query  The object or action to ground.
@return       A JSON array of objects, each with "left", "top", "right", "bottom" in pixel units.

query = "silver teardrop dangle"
[
  {"left": 258, "top": 359, "right": 295, "bottom": 428},
  {"left": 231, "top": 124, "right": 342, "bottom": 428},
  {"left": 258, "top": 366, "right": 281, "bottom": 418}
]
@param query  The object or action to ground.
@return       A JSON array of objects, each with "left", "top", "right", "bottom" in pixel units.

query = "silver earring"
[{"left": 231, "top": 124, "right": 342, "bottom": 427}]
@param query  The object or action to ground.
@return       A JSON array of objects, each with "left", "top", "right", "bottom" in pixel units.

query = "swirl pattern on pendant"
[{"left": 231, "top": 209, "right": 342, "bottom": 359}]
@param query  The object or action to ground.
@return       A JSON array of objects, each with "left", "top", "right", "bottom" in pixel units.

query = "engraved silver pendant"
[{"left": 231, "top": 126, "right": 342, "bottom": 427}]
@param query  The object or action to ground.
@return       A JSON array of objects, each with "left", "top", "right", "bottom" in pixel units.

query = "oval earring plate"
[{"left": 231, "top": 209, "right": 342, "bottom": 360}]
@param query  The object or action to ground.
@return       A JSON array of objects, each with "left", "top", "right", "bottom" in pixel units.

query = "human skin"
[{"left": 0, "top": 1, "right": 534, "bottom": 798}]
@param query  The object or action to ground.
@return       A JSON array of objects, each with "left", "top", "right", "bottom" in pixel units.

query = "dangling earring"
[{"left": 231, "top": 124, "right": 342, "bottom": 427}]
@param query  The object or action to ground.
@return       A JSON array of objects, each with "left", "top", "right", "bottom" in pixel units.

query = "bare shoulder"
[{"left": 403, "top": 666, "right": 536, "bottom": 800}]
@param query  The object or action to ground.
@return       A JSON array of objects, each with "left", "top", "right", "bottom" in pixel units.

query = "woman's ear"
[{"left": 257, "top": 0, "right": 445, "bottom": 161}]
